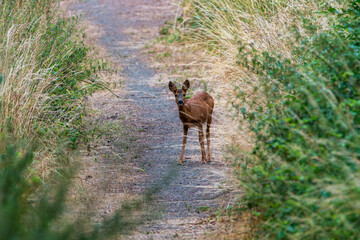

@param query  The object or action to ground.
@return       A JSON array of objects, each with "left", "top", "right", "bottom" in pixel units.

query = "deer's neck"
[
  {"left": 178, "top": 101, "right": 191, "bottom": 122},
  {"left": 178, "top": 103, "right": 187, "bottom": 113}
]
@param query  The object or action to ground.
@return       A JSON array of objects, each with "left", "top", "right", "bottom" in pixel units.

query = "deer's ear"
[
  {"left": 182, "top": 79, "right": 190, "bottom": 91},
  {"left": 169, "top": 81, "right": 177, "bottom": 93}
]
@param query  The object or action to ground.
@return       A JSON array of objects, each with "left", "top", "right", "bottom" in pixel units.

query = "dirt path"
[{"left": 68, "top": 1, "right": 236, "bottom": 239}]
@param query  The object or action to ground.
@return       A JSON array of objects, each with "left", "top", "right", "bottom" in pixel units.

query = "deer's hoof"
[{"left": 178, "top": 161, "right": 183, "bottom": 165}]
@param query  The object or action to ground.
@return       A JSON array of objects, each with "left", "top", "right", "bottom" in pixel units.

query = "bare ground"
[{"left": 67, "top": 1, "right": 240, "bottom": 239}]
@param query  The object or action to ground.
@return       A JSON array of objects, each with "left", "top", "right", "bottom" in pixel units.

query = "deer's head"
[{"left": 169, "top": 80, "right": 190, "bottom": 107}]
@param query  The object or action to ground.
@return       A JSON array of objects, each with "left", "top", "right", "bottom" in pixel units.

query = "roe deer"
[{"left": 169, "top": 80, "right": 214, "bottom": 165}]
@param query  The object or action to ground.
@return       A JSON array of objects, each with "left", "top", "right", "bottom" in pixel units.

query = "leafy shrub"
[
  {"left": 0, "top": 135, "right": 156, "bottom": 240},
  {"left": 231, "top": 1, "right": 360, "bottom": 239}
]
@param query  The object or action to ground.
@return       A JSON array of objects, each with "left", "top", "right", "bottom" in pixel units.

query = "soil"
[{"left": 67, "top": 0, "right": 239, "bottom": 239}]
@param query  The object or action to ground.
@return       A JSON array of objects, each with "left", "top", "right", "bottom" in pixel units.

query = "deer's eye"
[
  {"left": 175, "top": 94, "right": 178, "bottom": 97},
  {"left": 183, "top": 94, "right": 185, "bottom": 97}
]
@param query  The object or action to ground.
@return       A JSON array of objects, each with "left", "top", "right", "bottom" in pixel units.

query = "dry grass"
[
  {"left": 0, "top": 22, "right": 56, "bottom": 144},
  {"left": 2, "top": 3, "right": 63, "bottom": 145},
  {"left": 187, "top": 0, "right": 336, "bottom": 110}
]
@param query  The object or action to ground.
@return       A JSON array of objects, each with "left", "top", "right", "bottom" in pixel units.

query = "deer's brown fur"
[{"left": 169, "top": 80, "right": 214, "bottom": 164}]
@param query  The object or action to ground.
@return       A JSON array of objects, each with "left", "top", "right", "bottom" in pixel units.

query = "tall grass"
[
  {"left": 179, "top": 0, "right": 360, "bottom": 238},
  {"left": 0, "top": 0, "right": 105, "bottom": 151},
  {"left": 180, "top": 0, "right": 342, "bottom": 118}
]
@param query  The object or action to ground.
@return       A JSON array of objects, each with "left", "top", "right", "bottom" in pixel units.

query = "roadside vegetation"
[
  {"left": 156, "top": 0, "right": 360, "bottom": 238},
  {"left": 3, "top": 0, "right": 360, "bottom": 238},
  {"left": 0, "top": 0, "right": 106, "bottom": 153},
  {"left": 0, "top": 0, "right": 140, "bottom": 238},
  {"left": 0, "top": 136, "right": 151, "bottom": 240}
]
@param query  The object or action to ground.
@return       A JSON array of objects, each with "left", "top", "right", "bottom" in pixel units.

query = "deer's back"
[{"left": 189, "top": 92, "right": 214, "bottom": 109}]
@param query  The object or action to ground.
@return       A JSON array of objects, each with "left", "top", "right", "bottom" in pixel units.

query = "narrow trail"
[{"left": 69, "top": 1, "right": 236, "bottom": 239}]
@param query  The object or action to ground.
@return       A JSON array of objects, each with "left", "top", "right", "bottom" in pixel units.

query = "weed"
[
  {"left": 185, "top": 203, "right": 192, "bottom": 212},
  {"left": 195, "top": 206, "right": 211, "bottom": 213}
]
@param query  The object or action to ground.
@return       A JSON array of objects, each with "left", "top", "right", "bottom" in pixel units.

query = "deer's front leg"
[
  {"left": 179, "top": 125, "right": 189, "bottom": 165},
  {"left": 206, "top": 123, "right": 212, "bottom": 162},
  {"left": 198, "top": 125, "right": 207, "bottom": 163},
  {"left": 206, "top": 114, "right": 212, "bottom": 162}
]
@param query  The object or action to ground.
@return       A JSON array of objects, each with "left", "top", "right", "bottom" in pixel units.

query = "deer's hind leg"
[
  {"left": 198, "top": 124, "right": 207, "bottom": 164},
  {"left": 206, "top": 114, "right": 212, "bottom": 162}
]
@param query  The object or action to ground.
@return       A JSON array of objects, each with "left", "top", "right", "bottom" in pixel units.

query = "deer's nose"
[{"left": 178, "top": 100, "right": 184, "bottom": 106}]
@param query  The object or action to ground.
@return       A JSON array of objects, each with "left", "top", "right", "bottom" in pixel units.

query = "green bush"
[
  {"left": 234, "top": 0, "right": 360, "bottom": 239},
  {"left": 0, "top": 135, "right": 158, "bottom": 240}
]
